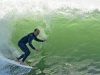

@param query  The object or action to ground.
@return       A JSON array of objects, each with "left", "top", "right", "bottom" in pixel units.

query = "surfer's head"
[{"left": 34, "top": 28, "right": 40, "bottom": 36}]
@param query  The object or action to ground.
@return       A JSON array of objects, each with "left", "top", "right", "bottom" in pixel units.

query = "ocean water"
[{"left": 0, "top": 0, "right": 100, "bottom": 75}]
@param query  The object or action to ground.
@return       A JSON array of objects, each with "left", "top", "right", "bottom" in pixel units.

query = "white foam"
[
  {"left": 0, "top": 0, "right": 100, "bottom": 19},
  {"left": 0, "top": 55, "right": 32, "bottom": 75}
]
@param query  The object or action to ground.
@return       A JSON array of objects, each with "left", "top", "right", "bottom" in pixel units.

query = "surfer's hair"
[{"left": 34, "top": 28, "right": 38, "bottom": 32}]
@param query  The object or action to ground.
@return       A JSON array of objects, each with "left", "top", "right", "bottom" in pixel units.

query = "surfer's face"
[{"left": 34, "top": 29, "right": 40, "bottom": 36}]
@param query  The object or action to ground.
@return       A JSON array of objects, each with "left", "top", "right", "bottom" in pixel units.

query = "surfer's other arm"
[{"left": 28, "top": 36, "right": 36, "bottom": 50}]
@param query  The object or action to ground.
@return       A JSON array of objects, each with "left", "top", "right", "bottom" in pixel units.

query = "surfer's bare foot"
[{"left": 20, "top": 62, "right": 26, "bottom": 65}]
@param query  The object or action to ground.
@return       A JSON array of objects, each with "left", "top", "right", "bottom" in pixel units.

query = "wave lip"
[{"left": 1, "top": 0, "right": 100, "bottom": 19}]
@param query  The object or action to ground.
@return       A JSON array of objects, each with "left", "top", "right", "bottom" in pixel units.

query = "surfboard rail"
[{"left": 4, "top": 58, "right": 33, "bottom": 69}]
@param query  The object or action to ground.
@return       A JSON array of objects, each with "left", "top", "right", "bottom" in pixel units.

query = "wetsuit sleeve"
[
  {"left": 28, "top": 35, "right": 36, "bottom": 50},
  {"left": 35, "top": 37, "right": 44, "bottom": 42}
]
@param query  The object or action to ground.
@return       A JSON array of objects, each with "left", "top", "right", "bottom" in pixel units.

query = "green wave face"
[{"left": 11, "top": 10, "right": 100, "bottom": 75}]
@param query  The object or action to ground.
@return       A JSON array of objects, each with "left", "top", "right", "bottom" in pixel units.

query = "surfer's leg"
[
  {"left": 20, "top": 49, "right": 30, "bottom": 65},
  {"left": 17, "top": 42, "right": 27, "bottom": 60},
  {"left": 17, "top": 54, "right": 25, "bottom": 60},
  {"left": 22, "top": 48, "right": 30, "bottom": 62}
]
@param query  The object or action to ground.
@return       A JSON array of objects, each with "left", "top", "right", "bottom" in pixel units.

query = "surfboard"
[
  {"left": 5, "top": 58, "right": 33, "bottom": 69},
  {"left": 11, "top": 60, "right": 33, "bottom": 68}
]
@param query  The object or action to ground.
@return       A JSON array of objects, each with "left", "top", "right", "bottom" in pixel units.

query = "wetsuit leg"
[
  {"left": 22, "top": 48, "right": 30, "bottom": 62},
  {"left": 17, "top": 54, "right": 25, "bottom": 60},
  {"left": 18, "top": 42, "right": 30, "bottom": 62}
]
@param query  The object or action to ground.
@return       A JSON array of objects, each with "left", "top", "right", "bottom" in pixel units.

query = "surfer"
[{"left": 16, "top": 28, "right": 46, "bottom": 65}]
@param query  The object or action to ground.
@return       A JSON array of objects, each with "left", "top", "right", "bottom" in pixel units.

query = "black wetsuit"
[{"left": 17, "top": 33, "right": 43, "bottom": 62}]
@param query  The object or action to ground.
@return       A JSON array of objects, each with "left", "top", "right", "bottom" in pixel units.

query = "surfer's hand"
[
  {"left": 35, "top": 49, "right": 39, "bottom": 52},
  {"left": 43, "top": 39, "right": 46, "bottom": 42}
]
